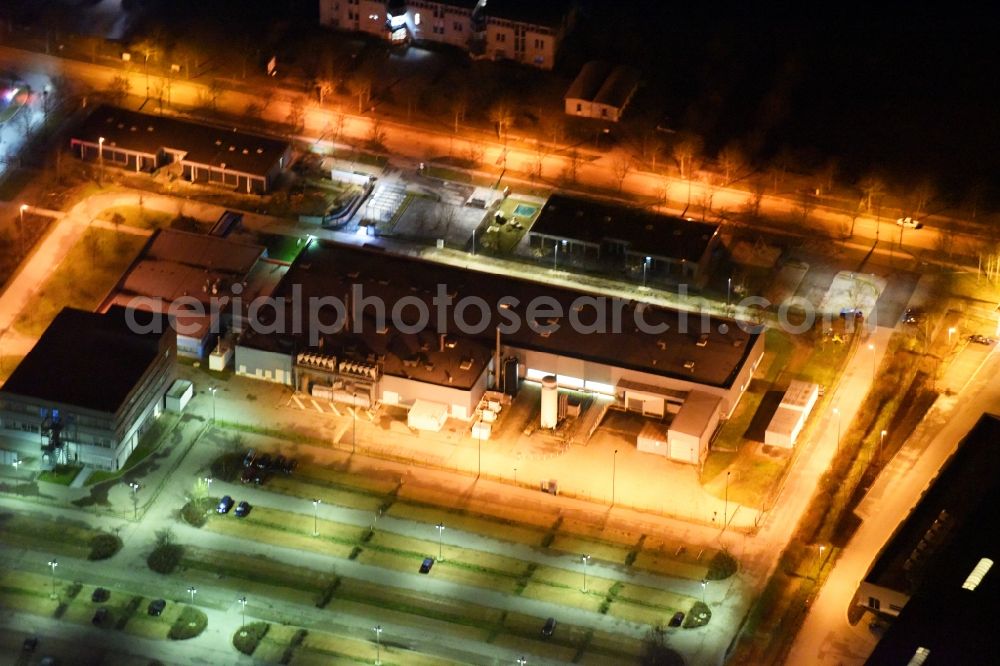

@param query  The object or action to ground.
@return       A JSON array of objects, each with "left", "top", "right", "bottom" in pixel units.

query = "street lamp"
[
  {"left": 98, "top": 136, "right": 105, "bottom": 185},
  {"left": 312, "top": 499, "right": 321, "bottom": 537},
  {"left": 373, "top": 625, "right": 383, "bottom": 665},
  {"left": 642, "top": 256, "right": 651, "bottom": 287},
  {"left": 435, "top": 522, "right": 445, "bottom": 561},
  {"left": 727, "top": 276, "right": 732, "bottom": 309},
  {"left": 12, "top": 457, "right": 21, "bottom": 492},
  {"left": 127, "top": 481, "right": 140, "bottom": 520},
  {"left": 816, "top": 544, "right": 826, "bottom": 578},
  {"left": 581, "top": 554, "right": 591, "bottom": 593},
  {"left": 700, "top": 579, "right": 707, "bottom": 604},
  {"left": 352, "top": 392, "right": 358, "bottom": 454},
  {"left": 187, "top": 586, "right": 197, "bottom": 604},
  {"left": 948, "top": 326, "right": 956, "bottom": 344},
  {"left": 868, "top": 343, "right": 876, "bottom": 383},
  {"left": 513, "top": 467, "right": 517, "bottom": 487},
  {"left": 724, "top": 471, "right": 731, "bottom": 530},
  {"left": 47, "top": 558, "right": 58, "bottom": 599},
  {"left": 517, "top": 658, "right": 527, "bottom": 666},
  {"left": 209, "top": 386, "right": 217, "bottom": 423},
  {"left": 238, "top": 595, "right": 247, "bottom": 628},
  {"left": 553, "top": 239, "right": 567, "bottom": 270},
  {"left": 611, "top": 449, "right": 618, "bottom": 505},
  {"left": 18, "top": 204, "right": 27, "bottom": 257},
  {"left": 203, "top": 476, "right": 213, "bottom": 494},
  {"left": 832, "top": 407, "right": 841, "bottom": 453},
  {"left": 879, "top": 429, "right": 887, "bottom": 463}
]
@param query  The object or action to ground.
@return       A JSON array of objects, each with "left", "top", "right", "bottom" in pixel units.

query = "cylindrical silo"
[{"left": 540, "top": 375, "right": 558, "bottom": 429}]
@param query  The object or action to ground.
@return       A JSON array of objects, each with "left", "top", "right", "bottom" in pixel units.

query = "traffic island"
[
  {"left": 684, "top": 601, "right": 712, "bottom": 628},
  {"left": 233, "top": 621, "right": 270, "bottom": 655},
  {"left": 168, "top": 606, "right": 208, "bottom": 640}
]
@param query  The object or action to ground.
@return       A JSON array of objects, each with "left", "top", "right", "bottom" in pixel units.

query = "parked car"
[
  {"left": 23, "top": 636, "right": 38, "bottom": 652},
  {"left": 902, "top": 308, "right": 923, "bottom": 324},
  {"left": 256, "top": 453, "right": 272, "bottom": 470},
  {"left": 969, "top": 334, "right": 994, "bottom": 345},
  {"left": 273, "top": 455, "right": 287, "bottom": 472},
  {"left": 91, "top": 587, "right": 110, "bottom": 603},
  {"left": 240, "top": 468, "right": 266, "bottom": 485},
  {"left": 840, "top": 307, "right": 864, "bottom": 320},
  {"left": 896, "top": 217, "right": 922, "bottom": 229},
  {"left": 235, "top": 501, "right": 251, "bottom": 518},
  {"left": 92, "top": 607, "right": 109, "bottom": 626},
  {"left": 541, "top": 617, "right": 557, "bottom": 637},
  {"left": 217, "top": 495, "right": 235, "bottom": 514},
  {"left": 147, "top": 599, "right": 166, "bottom": 616},
  {"left": 282, "top": 458, "right": 298, "bottom": 475},
  {"left": 419, "top": 557, "right": 434, "bottom": 574},
  {"left": 242, "top": 449, "right": 256, "bottom": 468},
  {"left": 668, "top": 611, "right": 685, "bottom": 627}
]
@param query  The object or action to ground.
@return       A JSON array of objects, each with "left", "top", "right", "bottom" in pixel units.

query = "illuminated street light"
[
  {"left": 373, "top": 625, "right": 383, "bottom": 665},
  {"left": 581, "top": 554, "right": 591, "bottom": 593},
  {"left": 642, "top": 256, "right": 651, "bottom": 288},
  {"left": 47, "top": 558, "right": 58, "bottom": 599},
  {"left": 435, "top": 522, "right": 445, "bottom": 561},
  {"left": 203, "top": 476, "right": 213, "bottom": 493},
  {"left": 18, "top": 204, "right": 27, "bottom": 257},
  {"left": 187, "top": 586, "right": 197, "bottom": 604},
  {"left": 98, "top": 136, "right": 105, "bottom": 186},
  {"left": 517, "top": 657, "right": 527, "bottom": 666},
  {"left": 238, "top": 595, "right": 247, "bottom": 628},
  {"left": 868, "top": 343, "right": 877, "bottom": 383},
  {"left": 727, "top": 276, "right": 732, "bottom": 308},
  {"left": 312, "top": 499, "right": 321, "bottom": 537},
  {"left": 724, "top": 471, "right": 731, "bottom": 530},
  {"left": 209, "top": 386, "right": 217, "bottom": 422},
  {"left": 352, "top": 392, "right": 358, "bottom": 454},
  {"left": 879, "top": 429, "right": 887, "bottom": 462},
  {"left": 127, "top": 481, "right": 140, "bottom": 520},
  {"left": 948, "top": 326, "right": 957, "bottom": 344},
  {"left": 700, "top": 578, "right": 707, "bottom": 604}
]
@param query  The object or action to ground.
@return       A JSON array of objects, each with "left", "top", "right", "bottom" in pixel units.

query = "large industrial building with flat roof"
[
  {"left": 233, "top": 242, "right": 763, "bottom": 457},
  {"left": 70, "top": 105, "right": 291, "bottom": 194},
  {"left": 860, "top": 414, "right": 1000, "bottom": 664},
  {"left": 526, "top": 194, "right": 721, "bottom": 286},
  {"left": 0, "top": 307, "right": 175, "bottom": 471}
]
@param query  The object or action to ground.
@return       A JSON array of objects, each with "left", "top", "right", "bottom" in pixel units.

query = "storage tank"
[{"left": 540, "top": 375, "right": 558, "bottom": 429}]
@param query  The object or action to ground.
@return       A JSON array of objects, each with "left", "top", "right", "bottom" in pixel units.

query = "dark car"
[
  {"left": 217, "top": 495, "right": 235, "bottom": 514},
  {"left": 273, "top": 454, "right": 287, "bottom": 472},
  {"left": 419, "top": 557, "right": 434, "bottom": 574},
  {"left": 282, "top": 458, "right": 298, "bottom": 475},
  {"left": 969, "top": 334, "right": 994, "bottom": 345},
  {"left": 91, "top": 587, "right": 110, "bottom": 603},
  {"left": 541, "top": 617, "right": 557, "bottom": 637},
  {"left": 668, "top": 611, "right": 685, "bottom": 627},
  {"left": 23, "top": 636, "right": 38, "bottom": 652},
  {"left": 147, "top": 599, "right": 166, "bottom": 616},
  {"left": 242, "top": 449, "right": 256, "bottom": 468},
  {"left": 902, "top": 308, "right": 923, "bottom": 325},
  {"left": 839, "top": 308, "right": 864, "bottom": 320},
  {"left": 240, "top": 467, "right": 266, "bottom": 485},
  {"left": 92, "top": 607, "right": 109, "bottom": 626},
  {"left": 256, "top": 453, "right": 272, "bottom": 470},
  {"left": 235, "top": 501, "right": 251, "bottom": 518}
]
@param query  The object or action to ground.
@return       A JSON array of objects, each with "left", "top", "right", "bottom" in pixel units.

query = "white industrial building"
[
  {"left": 764, "top": 380, "right": 819, "bottom": 448},
  {"left": 232, "top": 242, "right": 764, "bottom": 442}
]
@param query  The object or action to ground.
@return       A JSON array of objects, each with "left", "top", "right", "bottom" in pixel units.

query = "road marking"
[
  {"left": 291, "top": 394, "right": 305, "bottom": 410},
  {"left": 329, "top": 403, "right": 341, "bottom": 417},
  {"left": 310, "top": 398, "right": 323, "bottom": 413}
]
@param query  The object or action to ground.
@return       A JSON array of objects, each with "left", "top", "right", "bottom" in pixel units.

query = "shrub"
[
  {"left": 88, "top": 533, "right": 122, "bottom": 560},
  {"left": 683, "top": 601, "right": 712, "bottom": 629},
  {"left": 211, "top": 453, "right": 245, "bottom": 483},
  {"left": 706, "top": 551, "right": 738, "bottom": 580},
  {"left": 148, "top": 544, "right": 184, "bottom": 574},
  {"left": 168, "top": 606, "right": 208, "bottom": 640},
  {"left": 233, "top": 621, "right": 269, "bottom": 655},
  {"left": 181, "top": 497, "right": 215, "bottom": 528}
]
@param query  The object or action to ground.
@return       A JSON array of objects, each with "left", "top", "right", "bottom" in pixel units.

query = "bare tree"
[
  {"left": 244, "top": 102, "right": 263, "bottom": 123},
  {"left": 716, "top": 143, "right": 747, "bottom": 185},
  {"left": 671, "top": 136, "right": 702, "bottom": 180},
  {"left": 466, "top": 140, "right": 485, "bottom": 167},
  {"left": 860, "top": 175, "right": 886, "bottom": 213},
  {"left": 107, "top": 74, "right": 131, "bottom": 105},
  {"left": 332, "top": 107, "right": 346, "bottom": 142},
  {"left": 639, "top": 132, "right": 664, "bottom": 171},
  {"left": 286, "top": 96, "right": 306, "bottom": 132},
  {"left": 353, "top": 71, "right": 373, "bottom": 113},
  {"left": 488, "top": 101, "right": 515, "bottom": 141},
  {"left": 314, "top": 77, "right": 335, "bottom": 105},
  {"left": 563, "top": 148, "right": 581, "bottom": 184},
  {"left": 816, "top": 159, "right": 838, "bottom": 196},
  {"left": 206, "top": 78, "right": 224, "bottom": 112},
  {"left": 613, "top": 157, "right": 633, "bottom": 193},
  {"left": 910, "top": 179, "right": 936, "bottom": 217},
  {"left": 368, "top": 117, "right": 386, "bottom": 149}
]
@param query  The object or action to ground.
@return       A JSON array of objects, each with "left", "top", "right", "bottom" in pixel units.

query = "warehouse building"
[
  {"left": 525, "top": 194, "right": 721, "bottom": 286},
  {"left": 0, "top": 307, "right": 175, "bottom": 471},
  {"left": 233, "top": 242, "right": 763, "bottom": 439},
  {"left": 564, "top": 61, "right": 640, "bottom": 122},
  {"left": 69, "top": 105, "right": 291, "bottom": 194},
  {"left": 856, "top": 413, "right": 1000, "bottom": 647},
  {"left": 764, "top": 380, "right": 819, "bottom": 448}
]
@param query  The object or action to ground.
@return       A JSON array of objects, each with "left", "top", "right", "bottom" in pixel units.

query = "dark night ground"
[{"left": 4, "top": 1, "right": 1000, "bottom": 206}]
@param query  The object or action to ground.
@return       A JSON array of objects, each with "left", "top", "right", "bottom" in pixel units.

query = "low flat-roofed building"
[
  {"left": 234, "top": 241, "right": 763, "bottom": 422},
  {"left": 0, "top": 307, "right": 175, "bottom": 470},
  {"left": 764, "top": 380, "right": 819, "bottom": 448},
  {"left": 565, "top": 62, "right": 640, "bottom": 122},
  {"left": 69, "top": 105, "right": 291, "bottom": 194},
  {"left": 101, "top": 229, "right": 275, "bottom": 358},
  {"left": 666, "top": 391, "right": 722, "bottom": 465},
  {"left": 526, "top": 194, "right": 720, "bottom": 285},
  {"left": 862, "top": 414, "right": 1000, "bottom": 664}
]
